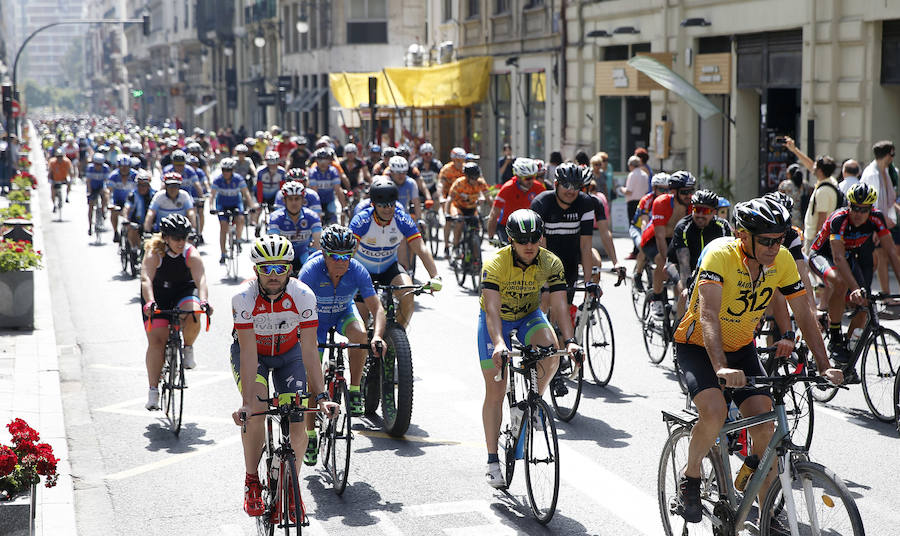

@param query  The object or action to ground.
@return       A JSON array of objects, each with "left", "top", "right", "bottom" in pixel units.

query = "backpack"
[{"left": 809, "top": 180, "right": 846, "bottom": 214}]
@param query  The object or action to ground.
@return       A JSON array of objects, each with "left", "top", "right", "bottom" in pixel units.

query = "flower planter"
[
  {"left": 0, "top": 483, "right": 35, "bottom": 536},
  {"left": 0, "top": 270, "right": 34, "bottom": 329}
]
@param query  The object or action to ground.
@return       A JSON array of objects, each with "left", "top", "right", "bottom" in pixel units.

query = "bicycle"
[
  {"left": 448, "top": 214, "right": 483, "bottom": 290},
  {"left": 422, "top": 201, "right": 441, "bottom": 258},
  {"left": 641, "top": 271, "right": 680, "bottom": 370},
  {"left": 362, "top": 283, "right": 431, "bottom": 437},
  {"left": 808, "top": 291, "right": 900, "bottom": 422},
  {"left": 92, "top": 200, "right": 105, "bottom": 245},
  {"left": 757, "top": 345, "right": 815, "bottom": 452},
  {"left": 116, "top": 218, "right": 143, "bottom": 278},
  {"left": 212, "top": 208, "right": 247, "bottom": 281},
  {"left": 630, "top": 263, "right": 653, "bottom": 322},
  {"left": 147, "top": 306, "right": 210, "bottom": 436},
  {"left": 658, "top": 374, "right": 863, "bottom": 535},
  {"left": 495, "top": 334, "right": 565, "bottom": 524},
  {"left": 51, "top": 182, "right": 65, "bottom": 221}
]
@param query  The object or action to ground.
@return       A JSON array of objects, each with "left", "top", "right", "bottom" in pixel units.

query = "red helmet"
[{"left": 163, "top": 171, "right": 183, "bottom": 185}]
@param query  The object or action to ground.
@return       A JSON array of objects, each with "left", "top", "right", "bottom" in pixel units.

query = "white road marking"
[
  {"left": 370, "top": 511, "right": 403, "bottom": 536},
  {"left": 94, "top": 374, "right": 231, "bottom": 412},
  {"left": 95, "top": 407, "right": 236, "bottom": 424},
  {"left": 105, "top": 435, "right": 241, "bottom": 481}
]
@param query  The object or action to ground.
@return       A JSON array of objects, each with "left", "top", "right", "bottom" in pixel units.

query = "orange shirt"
[
  {"left": 449, "top": 176, "right": 489, "bottom": 210},
  {"left": 48, "top": 157, "right": 72, "bottom": 183},
  {"left": 439, "top": 162, "right": 465, "bottom": 196}
]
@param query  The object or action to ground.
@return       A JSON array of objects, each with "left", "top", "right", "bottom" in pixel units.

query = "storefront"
[{"left": 694, "top": 38, "right": 733, "bottom": 189}]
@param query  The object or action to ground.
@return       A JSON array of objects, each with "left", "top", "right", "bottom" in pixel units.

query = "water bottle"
[
  {"left": 727, "top": 400, "right": 741, "bottom": 423},
  {"left": 510, "top": 405, "right": 525, "bottom": 460},
  {"left": 848, "top": 328, "right": 863, "bottom": 353},
  {"left": 734, "top": 454, "right": 760, "bottom": 492}
]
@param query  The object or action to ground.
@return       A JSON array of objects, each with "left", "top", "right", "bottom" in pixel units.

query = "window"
[
  {"left": 495, "top": 0, "right": 509, "bottom": 14},
  {"left": 443, "top": 0, "right": 452, "bottom": 21},
  {"left": 347, "top": 0, "right": 387, "bottom": 44},
  {"left": 525, "top": 71, "right": 546, "bottom": 159},
  {"left": 524, "top": 0, "right": 544, "bottom": 8},
  {"left": 467, "top": 0, "right": 479, "bottom": 18},
  {"left": 184, "top": 3, "right": 188, "bottom": 28}
]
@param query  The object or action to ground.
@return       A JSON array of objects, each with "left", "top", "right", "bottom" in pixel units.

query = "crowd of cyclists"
[{"left": 34, "top": 113, "right": 897, "bottom": 533}]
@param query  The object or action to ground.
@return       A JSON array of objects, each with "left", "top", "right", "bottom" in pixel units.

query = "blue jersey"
[
  {"left": 191, "top": 167, "right": 209, "bottom": 197},
  {"left": 395, "top": 179, "right": 419, "bottom": 212},
  {"left": 268, "top": 207, "right": 322, "bottom": 256},
  {"left": 211, "top": 173, "right": 248, "bottom": 209},
  {"left": 298, "top": 253, "right": 376, "bottom": 328},
  {"left": 276, "top": 188, "right": 322, "bottom": 215},
  {"left": 125, "top": 188, "right": 156, "bottom": 224},
  {"left": 84, "top": 163, "right": 109, "bottom": 190},
  {"left": 163, "top": 164, "right": 199, "bottom": 195},
  {"left": 308, "top": 165, "right": 341, "bottom": 206},
  {"left": 107, "top": 168, "right": 136, "bottom": 205},
  {"left": 349, "top": 205, "right": 421, "bottom": 274}
]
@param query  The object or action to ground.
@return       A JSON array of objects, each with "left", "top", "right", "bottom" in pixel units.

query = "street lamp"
[
  {"left": 254, "top": 30, "right": 266, "bottom": 48},
  {"left": 156, "top": 68, "right": 163, "bottom": 77},
  {"left": 296, "top": 14, "right": 309, "bottom": 34},
  {"left": 223, "top": 46, "right": 233, "bottom": 57},
  {"left": 145, "top": 73, "right": 151, "bottom": 80}
]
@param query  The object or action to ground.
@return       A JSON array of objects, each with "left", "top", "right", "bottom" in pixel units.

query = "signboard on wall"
[
  {"left": 594, "top": 53, "right": 674, "bottom": 96},
  {"left": 694, "top": 53, "right": 732, "bottom": 94}
]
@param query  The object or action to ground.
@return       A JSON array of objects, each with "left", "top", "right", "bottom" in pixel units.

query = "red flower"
[
  {"left": 7, "top": 419, "right": 39, "bottom": 444},
  {"left": 0, "top": 446, "right": 17, "bottom": 477},
  {"left": 14, "top": 247, "right": 23, "bottom": 253}
]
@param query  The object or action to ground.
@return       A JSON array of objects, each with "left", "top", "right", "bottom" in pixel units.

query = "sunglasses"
[
  {"left": 558, "top": 181, "right": 580, "bottom": 191},
  {"left": 513, "top": 235, "right": 542, "bottom": 245},
  {"left": 755, "top": 234, "right": 785, "bottom": 248},
  {"left": 679, "top": 188, "right": 696, "bottom": 196},
  {"left": 374, "top": 202, "right": 394, "bottom": 208},
  {"left": 692, "top": 206, "right": 715, "bottom": 215},
  {"left": 255, "top": 263, "right": 291, "bottom": 276},
  {"left": 850, "top": 205, "right": 872, "bottom": 213},
  {"left": 325, "top": 252, "right": 353, "bottom": 261}
]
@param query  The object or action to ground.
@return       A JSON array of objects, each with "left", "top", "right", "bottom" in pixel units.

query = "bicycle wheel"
[
  {"left": 861, "top": 328, "right": 900, "bottom": 422},
  {"left": 427, "top": 216, "right": 440, "bottom": 257},
  {"left": 129, "top": 247, "right": 141, "bottom": 278},
  {"left": 673, "top": 352, "right": 688, "bottom": 395},
  {"left": 893, "top": 369, "right": 900, "bottom": 436},
  {"left": 163, "top": 345, "right": 185, "bottom": 435},
  {"left": 283, "top": 453, "right": 306, "bottom": 534},
  {"left": 119, "top": 240, "right": 129, "bottom": 273},
  {"left": 524, "top": 399, "right": 559, "bottom": 525},
  {"left": 229, "top": 231, "right": 240, "bottom": 280},
  {"left": 256, "top": 421, "right": 276, "bottom": 536},
  {"left": 94, "top": 205, "right": 104, "bottom": 245},
  {"left": 452, "top": 242, "right": 466, "bottom": 287},
  {"left": 363, "top": 356, "right": 381, "bottom": 416},
  {"left": 630, "top": 279, "right": 645, "bottom": 322},
  {"left": 381, "top": 325, "right": 414, "bottom": 437},
  {"left": 759, "top": 460, "right": 864, "bottom": 535},
  {"left": 328, "top": 382, "right": 352, "bottom": 495},
  {"left": 501, "top": 414, "right": 520, "bottom": 489},
  {"left": 807, "top": 356, "right": 840, "bottom": 403},
  {"left": 549, "top": 357, "right": 582, "bottom": 422},
  {"left": 657, "top": 425, "right": 726, "bottom": 536},
  {"left": 776, "top": 358, "right": 815, "bottom": 452},
  {"left": 584, "top": 304, "right": 615, "bottom": 386},
  {"left": 642, "top": 299, "right": 669, "bottom": 364},
  {"left": 470, "top": 233, "right": 482, "bottom": 290}
]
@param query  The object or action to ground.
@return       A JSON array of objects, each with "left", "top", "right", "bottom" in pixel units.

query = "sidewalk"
[{"left": 0, "top": 122, "right": 77, "bottom": 535}]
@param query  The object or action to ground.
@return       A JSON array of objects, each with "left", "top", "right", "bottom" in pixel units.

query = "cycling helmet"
[
  {"left": 505, "top": 209, "right": 545, "bottom": 244},
  {"left": 186, "top": 155, "right": 199, "bottom": 166},
  {"left": 846, "top": 182, "right": 878, "bottom": 206},
  {"left": 463, "top": 162, "right": 482, "bottom": 178},
  {"left": 369, "top": 144, "right": 381, "bottom": 153},
  {"left": 297, "top": 136, "right": 308, "bottom": 146},
  {"left": 668, "top": 170, "right": 697, "bottom": 190},
  {"left": 92, "top": 153, "right": 106, "bottom": 164},
  {"left": 555, "top": 162, "right": 589, "bottom": 187},
  {"left": 512, "top": 157, "right": 538, "bottom": 177},
  {"left": 691, "top": 189, "right": 720, "bottom": 208},
  {"left": 163, "top": 171, "right": 183, "bottom": 185},
  {"left": 235, "top": 143, "right": 249, "bottom": 153},
  {"left": 166, "top": 140, "right": 178, "bottom": 149},
  {"left": 130, "top": 142, "right": 143, "bottom": 154},
  {"left": 734, "top": 197, "right": 790, "bottom": 235},
  {"left": 763, "top": 191, "right": 795, "bottom": 212},
  {"left": 320, "top": 225, "right": 358, "bottom": 254},
  {"left": 344, "top": 143, "right": 358, "bottom": 154},
  {"left": 313, "top": 147, "right": 331, "bottom": 160},
  {"left": 450, "top": 147, "right": 466, "bottom": 159},
  {"left": 220, "top": 157, "right": 236, "bottom": 170},
  {"left": 131, "top": 157, "right": 141, "bottom": 168},
  {"left": 186, "top": 142, "right": 201, "bottom": 154},
  {"left": 160, "top": 214, "right": 192, "bottom": 238},
  {"left": 171, "top": 150, "right": 187, "bottom": 164},
  {"left": 382, "top": 147, "right": 397, "bottom": 159},
  {"left": 250, "top": 234, "right": 295, "bottom": 264},
  {"left": 136, "top": 170, "right": 151, "bottom": 183},
  {"left": 397, "top": 145, "right": 411, "bottom": 158},
  {"left": 265, "top": 150, "right": 279, "bottom": 162},
  {"left": 281, "top": 181, "right": 305, "bottom": 197},
  {"left": 419, "top": 142, "right": 434, "bottom": 154},
  {"left": 286, "top": 167, "right": 307, "bottom": 180},
  {"left": 651, "top": 172, "right": 670, "bottom": 189},
  {"left": 534, "top": 159, "right": 546, "bottom": 175},
  {"left": 244, "top": 137, "right": 256, "bottom": 146},
  {"left": 369, "top": 177, "right": 399, "bottom": 205},
  {"left": 718, "top": 197, "right": 732, "bottom": 209},
  {"left": 54, "top": 148, "right": 63, "bottom": 157},
  {"left": 388, "top": 155, "right": 409, "bottom": 174}
]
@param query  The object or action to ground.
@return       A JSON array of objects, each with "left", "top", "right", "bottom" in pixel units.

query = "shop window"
[
  {"left": 467, "top": 0, "right": 480, "bottom": 19},
  {"left": 882, "top": 19, "right": 900, "bottom": 84},
  {"left": 492, "top": 74, "right": 511, "bottom": 183},
  {"left": 600, "top": 96, "right": 649, "bottom": 172},
  {"left": 443, "top": 0, "right": 452, "bottom": 21},
  {"left": 495, "top": 0, "right": 509, "bottom": 14}
]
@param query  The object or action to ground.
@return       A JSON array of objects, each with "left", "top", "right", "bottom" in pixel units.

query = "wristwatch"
[
  {"left": 314, "top": 392, "right": 330, "bottom": 404},
  {"left": 781, "top": 330, "right": 796, "bottom": 342},
  {"left": 563, "top": 337, "right": 578, "bottom": 345}
]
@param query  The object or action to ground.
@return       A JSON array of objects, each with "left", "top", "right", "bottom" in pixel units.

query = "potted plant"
[
  {"left": 11, "top": 173, "right": 35, "bottom": 191},
  {"left": 6, "top": 189, "right": 31, "bottom": 212},
  {"left": 0, "top": 419, "right": 59, "bottom": 536},
  {"left": 0, "top": 239, "right": 42, "bottom": 328}
]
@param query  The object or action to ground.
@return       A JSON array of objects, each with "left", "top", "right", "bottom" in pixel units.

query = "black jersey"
[
  {"left": 530, "top": 190, "right": 595, "bottom": 275},
  {"left": 151, "top": 245, "right": 196, "bottom": 307},
  {"left": 810, "top": 207, "right": 890, "bottom": 259},
  {"left": 411, "top": 158, "right": 443, "bottom": 190},
  {"left": 668, "top": 215, "right": 733, "bottom": 268}
]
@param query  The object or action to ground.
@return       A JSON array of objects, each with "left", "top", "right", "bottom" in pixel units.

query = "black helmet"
[
  {"left": 369, "top": 177, "right": 399, "bottom": 205},
  {"left": 555, "top": 162, "right": 588, "bottom": 188},
  {"left": 160, "top": 213, "right": 192, "bottom": 238},
  {"left": 691, "top": 189, "right": 720, "bottom": 208},
  {"left": 320, "top": 225, "right": 358, "bottom": 254},
  {"left": 668, "top": 170, "right": 696, "bottom": 190},
  {"left": 463, "top": 162, "right": 481, "bottom": 178},
  {"left": 846, "top": 182, "right": 878, "bottom": 206},
  {"left": 396, "top": 144, "right": 411, "bottom": 158},
  {"left": 505, "top": 209, "right": 544, "bottom": 244},
  {"left": 734, "top": 197, "right": 790, "bottom": 235},
  {"left": 382, "top": 147, "right": 397, "bottom": 159},
  {"left": 312, "top": 147, "right": 330, "bottom": 160},
  {"left": 763, "top": 191, "right": 795, "bottom": 212}
]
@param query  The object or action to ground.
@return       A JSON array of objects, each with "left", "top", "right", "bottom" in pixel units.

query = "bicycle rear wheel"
[
  {"left": 549, "top": 361, "right": 582, "bottom": 422},
  {"left": 630, "top": 279, "right": 645, "bottom": 322},
  {"left": 327, "top": 382, "right": 352, "bottom": 495},
  {"left": 893, "top": 368, "right": 900, "bottom": 436},
  {"left": 642, "top": 299, "right": 669, "bottom": 364},
  {"left": 469, "top": 233, "right": 482, "bottom": 290},
  {"left": 501, "top": 416, "right": 520, "bottom": 489},
  {"left": 861, "top": 328, "right": 900, "bottom": 422},
  {"left": 119, "top": 240, "right": 129, "bottom": 273},
  {"left": 161, "top": 343, "right": 184, "bottom": 435},
  {"left": 452, "top": 242, "right": 466, "bottom": 287},
  {"left": 381, "top": 325, "right": 414, "bottom": 437},
  {"left": 524, "top": 399, "right": 559, "bottom": 525},
  {"left": 94, "top": 205, "right": 104, "bottom": 245},
  {"left": 282, "top": 453, "right": 306, "bottom": 534},
  {"left": 759, "top": 460, "right": 864, "bottom": 535},
  {"left": 585, "top": 304, "right": 615, "bottom": 386},
  {"left": 427, "top": 216, "right": 440, "bottom": 257}
]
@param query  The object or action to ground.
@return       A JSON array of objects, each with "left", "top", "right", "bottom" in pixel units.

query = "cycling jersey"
[
  {"left": 674, "top": 237, "right": 806, "bottom": 352},
  {"left": 233, "top": 159, "right": 256, "bottom": 186},
  {"left": 297, "top": 253, "right": 376, "bottom": 340},
  {"left": 449, "top": 176, "right": 489, "bottom": 211},
  {"left": 491, "top": 177, "right": 546, "bottom": 226},
  {"left": 668, "top": 215, "right": 733, "bottom": 269},
  {"left": 307, "top": 165, "right": 341, "bottom": 206},
  {"left": 191, "top": 166, "right": 209, "bottom": 197},
  {"left": 232, "top": 278, "right": 318, "bottom": 357},
  {"left": 268, "top": 207, "right": 321, "bottom": 261},
  {"left": 148, "top": 190, "right": 194, "bottom": 229},
  {"left": 809, "top": 207, "right": 890, "bottom": 259},
  {"left": 256, "top": 166, "right": 286, "bottom": 203},
  {"left": 107, "top": 168, "right": 137, "bottom": 206},
  {"left": 84, "top": 163, "right": 109, "bottom": 191},
  {"left": 631, "top": 192, "right": 656, "bottom": 227},
  {"left": 340, "top": 158, "right": 367, "bottom": 189},
  {"left": 480, "top": 246, "right": 567, "bottom": 321},
  {"left": 439, "top": 162, "right": 465, "bottom": 197},
  {"left": 349, "top": 205, "right": 421, "bottom": 274},
  {"left": 641, "top": 193, "right": 690, "bottom": 247},
  {"left": 411, "top": 158, "right": 443, "bottom": 190},
  {"left": 47, "top": 157, "right": 71, "bottom": 183},
  {"left": 275, "top": 188, "right": 322, "bottom": 215},
  {"left": 529, "top": 190, "right": 594, "bottom": 284},
  {"left": 211, "top": 173, "right": 248, "bottom": 209},
  {"left": 62, "top": 143, "right": 78, "bottom": 160},
  {"left": 162, "top": 164, "right": 199, "bottom": 193},
  {"left": 394, "top": 178, "right": 419, "bottom": 212},
  {"left": 144, "top": 245, "right": 198, "bottom": 326},
  {"left": 125, "top": 188, "right": 156, "bottom": 224},
  {"left": 784, "top": 226, "right": 805, "bottom": 261}
]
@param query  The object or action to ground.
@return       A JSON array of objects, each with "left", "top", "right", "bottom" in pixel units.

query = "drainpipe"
[
  {"left": 560, "top": 0, "right": 568, "bottom": 149},
  {"left": 806, "top": 0, "right": 816, "bottom": 155}
]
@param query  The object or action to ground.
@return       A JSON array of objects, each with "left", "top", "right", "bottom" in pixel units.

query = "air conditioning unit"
[
  {"left": 406, "top": 43, "right": 425, "bottom": 67},
  {"left": 438, "top": 41, "right": 454, "bottom": 64}
]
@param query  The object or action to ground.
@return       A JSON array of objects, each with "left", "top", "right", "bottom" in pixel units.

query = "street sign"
[
  {"left": 11, "top": 100, "right": 20, "bottom": 117},
  {"left": 277, "top": 76, "right": 293, "bottom": 91},
  {"left": 257, "top": 93, "right": 277, "bottom": 106}
]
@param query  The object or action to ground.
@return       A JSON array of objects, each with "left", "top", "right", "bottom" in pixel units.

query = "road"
[{"left": 38, "top": 180, "right": 900, "bottom": 535}]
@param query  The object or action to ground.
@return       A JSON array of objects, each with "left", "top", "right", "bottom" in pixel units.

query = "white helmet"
[
  {"left": 512, "top": 157, "right": 538, "bottom": 177},
  {"left": 388, "top": 155, "right": 409, "bottom": 174},
  {"left": 250, "top": 234, "right": 295, "bottom": 264},
  {"left": 419, "top": 142, "right": 434, "bottom": 154},
  {"left": 343, "top": 143, "right": 358, "bottom": 154}
]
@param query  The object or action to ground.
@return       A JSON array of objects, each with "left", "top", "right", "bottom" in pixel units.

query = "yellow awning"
[{"left": 329, "top": 57, "right": 491, "bottom": 109}]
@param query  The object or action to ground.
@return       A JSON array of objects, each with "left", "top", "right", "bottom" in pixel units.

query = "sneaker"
[
  {"left": 145, "top": 387, "right": 160, "bottom": 410},
  {"left": 183, "top": 346, "right": 196, "bottom": 369},
  {"left": 842, "top": 366, "right": 860, "bottom": 384},
  {"left": 678, "top": 471, "right": 702, "bottom": 523},
  {"left": 243, "top": 474, "right": 264, "bottom": 517},
  {"left": 113, "top": 231, "right": 120, "bottom": 243},
  {"left": 349, "top": 390, "right": 364, "bottom": 417},
  {"left": 304, "top": 436, "right": 318, "bottom": 466},
  {"left": 625, "top": 251, "right": 637, "bottom": 260},
  {"left": 485, "top": 462, "right": 505, "bottom": 489},
  {"left": 219, "top": 254, "right": 226, "bottom": 264},
  {"left": 443, "top": 246, "right": 450, "bottom": 259},
  {"left": 650, "top": 299, "right": 665, "bottom": 320},
  {"left": 52, "top": 205, "right": 57, "bottom": 213},
  {"left": 828, "top": 340, "right": 851, "bottom": 365},
  {"left": 550, "top": 374, "right": 568, "bottom": 398}
]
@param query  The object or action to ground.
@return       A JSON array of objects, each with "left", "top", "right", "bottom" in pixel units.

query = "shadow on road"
[
  {"left": 142, "top": 422, "right": 215, "bottom": 453},
  {"left": 579, "top": 382, "right": 648, "bottom": 405},
  {"left": 817, "top": 402, "right": 898, "bottom": 437},
  {"left": 554, "top": 411, "right": 632, "bottom": 448},
  {"left": 491, "top": 492, "right": 592, "bottom": 535},
  {"left": 304, "top": 477, "right": 403, "bottom": 527},
  {"left": 352, "top": 421, "right": 452, "bottom": 458}
]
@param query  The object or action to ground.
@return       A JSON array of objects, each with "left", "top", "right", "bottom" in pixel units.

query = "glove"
[
  {"left": 142, "top": 301, "right": 156, "bottom": 316},
  {"left": 209, "top": 208, "right": 216, "bottom": 215},
  {"left": 428, "top": 276, "right": 442, "bottom": 292},
  {"left": 585, "top": 282, "right": 599, "bottom": 296},
  {"left": 425, "top": 199, "right": 434, "bottom": 209}
]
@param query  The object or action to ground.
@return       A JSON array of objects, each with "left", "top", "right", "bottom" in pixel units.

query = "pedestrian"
[
  {"left": 547, "top": 151, "right": 563, "bottom": 186},
  {"left": 497, "top": 143, "right": 514, "bottom": 184},
  {"left": 590, "top": 152, "right": 614, "bottom": 200},
  {"left": 778, "top": 163, "right": 805, "bottom": 228},
  {"left": 634, "top": 147, "right": 653, "bottom": 193},
  {"left": 861, "top": 140, "right": 900, "bottom": 297},
  {"left": 785, "top": 136, "right": 839, "bottom": 252},
  {"left": 838, "top": 159, "right": 860, "bottom": 195},
  {"left": 574, "top": 150, "right": 590, "bottom": 167}
]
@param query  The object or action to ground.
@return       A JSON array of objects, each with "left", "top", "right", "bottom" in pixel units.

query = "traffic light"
[
  {"left": 142, "top": 15, "right": 151, "bottom": 36},
  {"left": 1, "top": 84, "right": 11, "bottom": 115},
  {"left": 131, "top": 89, "right": 144, "bottom": 98}
]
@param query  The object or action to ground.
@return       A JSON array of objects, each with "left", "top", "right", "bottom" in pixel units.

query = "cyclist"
[
  {"left": 339, "top": 142, "right": 371, "bottom": 195},
  {"left": 107, "top": 154, "right": 137, "bottom": 243},
  {"left": 288, "top": 136, "right": 311, "bottom": 170},
  {"left": 717, "top": 196, "right": 731, "bottom": 221},
  {"left": 276, "top": 169, "right": 322, "bottom": 214},
  {"left": 438, "top": 148, "right": 467, "bottom": 254},
  {"left": 630, "top": 172, "right": 669, "bottom": 289},
  {"left": 233, "top": 144, "right": 258, "bottom": 191},
  {"left": 186, "top": 142, "right": 209, "bottom": 177},
  {"left": 350, "top": 178, "right": 442, "bottom": 328},
  {"left": 186, "top": 154, "right": 210, "bottom": 243},
  {"left": 486, "top": 157, "right": 546, "bottom": 243},
  {"left": 269, "top": 181, "right": 322, "bottom": 273},
  {"left": 61, "top": 135, "right": 79, "bottom": 170},
  {"left": 141, "top": 214, "right": 212, "bottom": 409},
  {"left": 762, "top": 191, "right": 818, "bottom": 316},
  {"left": 253, "top": 151, "right": 286, "bottom": 233},
  {"left": 47, "top": 148, "right": 72, "bottom": 211},
  {"left": 123, "top": 171, "right": 156, "bottom": 250},
  {"left": 672, "top": 198, "right": 842, "bottom": 523},
  {"left": 85, "top": 152, "right": 110, "bottom": 236},
  {"left": 411, "top": 142, "right": 442, "bottom": 202},
  {"left": 230, "top": 235, "right": 337, "bottom": 518},
  {"left": 144, "top": 172, "right": 197, "bottom": 233},
  {"left": 446, "top": 162, "right": 489, "bottom": 258},
  {"left": 162, "top": 150, "right": 199, "bottom": 196},
  {"left": 669, "top": 189, "right": 732, "bottom": 318},
  {"left": 307, "top": 148, "right": 346, "bottom": 225},
  {"left": 210, "top": 158, "right": 256, "bottom": 264},
  {"left": 480, "top": 209, "right": 581, "bottom": 488},
  {"left": 642, "top": 171, "right": 695, "bottom": 319},
  {"left": 808, "top": 182, "right": 900, "bottom": 366},
  {"left": 387, "top": 155, "right": 422, "bottom": 220}
]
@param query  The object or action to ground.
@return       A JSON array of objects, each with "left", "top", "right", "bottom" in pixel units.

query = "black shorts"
[
  {"left": 809, "top": 251, "right": 873, "bottom": 293},
  {"left": 675, "top": 342, "right": 770, "bottom": 405}
]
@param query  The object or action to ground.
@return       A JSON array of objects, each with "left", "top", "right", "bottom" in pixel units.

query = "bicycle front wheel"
[
  {"left": 328, "top": 382, "right": 352, "bottom": 495},
  {"left": 861, "top": 328, "right": 900, "bottom": 422},
  {"left": 470, "top": 233, "right": 482, "bottom": 290},
  {"left": 381, "top": 325, "right": 414, "bottom": 437},
  {"left": 524, "top": 399, "right": 559, "bottom": 525},
  {"left": 642, "top": 299, "right": 669, "bottom": 365},
  {"left": 256, "top": 420, "right": 276, "bottom": 536},
  {"left": 893, "top": 367, "right": 900, "bottom": 436},
  {"left": 452, "top": 243, "right": 466, "bottom": 287},
  {"left": 427, "top": 217, "right": 440, "bottom": 257},
  {"left": 585, "top": 304, "right": 615, "bottom": 386},
  {"left": 363, "top": 356, "right": 381, "bottom": 416},
  {"left": 283, "top": 453, "right": 306, "bottom": 534},
  {"left": 162, "top": 345, "right": 184, "bottom": 435},
  {"left": 759, "top": 460, "right": 864, "bottom": 535},
  {"left": 779, "top": 358, "right": 815, "bottom": 452}
]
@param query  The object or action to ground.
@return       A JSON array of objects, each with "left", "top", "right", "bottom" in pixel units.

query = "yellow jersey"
[
  {"left": 674, "top": 237, "right": 806, "bottom": 352},
  {"left": 480, "top": 246, "right": 567, "bottom": 321}
]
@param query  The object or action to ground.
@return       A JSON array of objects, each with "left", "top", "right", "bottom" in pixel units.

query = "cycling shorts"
[
  {"left": 216, "top": 203, "right": 244, "bottom": 222},
  {"left": 322, "top": 200, "right": 338, "bottom": 225},
  {"left": 112, "top": 190, "right": 130, "bottom": 207},
  {"left": 230, "top": 341, "right": 307, "bottom": 421},
  {"left": 476, "top": 308, "right": 552, "bottom": 370},
  {"left": 141, "top": 289, "right": 201, "bottom": 330},
  {"left": 450, "top": 205, "right": 476, "bottom": 218},
  {"left": 87, "top": 185, "right": 105, "bottom": 201},
  {"left": 675, "top": 342, "right": 769, "bottom": 405},
  {"left": 316, "top": 306, "right": 364, "bottom": 349},
  {"left": 809, "top": 252, "right": 873, "bottom": 293},
  {"left": 641, "top": 239, "right": 660, "bottom": 262}
]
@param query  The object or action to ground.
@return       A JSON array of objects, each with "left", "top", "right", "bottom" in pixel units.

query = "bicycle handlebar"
[
  {"left": 145, "top": 304, "right": 212, "bottom": 333},
  {"left": 373, "top": 282, "right": 434, "bottom": 296}
]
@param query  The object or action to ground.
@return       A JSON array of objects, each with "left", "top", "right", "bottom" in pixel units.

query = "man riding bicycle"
[
  {"left": 144, "top": 172, "right": 197, "bottom": 233},
  {"left": 268, "top": 181, "right": 322, "bottom": 272},
  {"left": 438, "top": 147, "right": 467, "bottom": 254},
  {"left": 486, "top": 157, "right": 546, "bottom": 244},
  {"left": 254, "top": 151, "right": 287, "bottom": 234},
  {"left": 85, "top": 152, "right": 110, "bottom": 236},
  {"left": 210, "top": 157, "right": 256, "bottom": 264},
  {"left": 411, "top": 142, "right": 441, "bottom": 202},
  {"left": 47, "top": 148, "right": 72, "bottom": 211},
  {"left": 123, "top": 171, "right": 155, "bottom": 250},
  {"left": 307, "top": 148, "right": 346, "bottom": 225},
  {"left": 446, "top": 162, "right": 489, "bottom": 258},
  {"left": 672, "top": 197, "right": 842, "bottom": 523},
  {"left": 108, "top": 154, "right": 137, "bottom": 243}
]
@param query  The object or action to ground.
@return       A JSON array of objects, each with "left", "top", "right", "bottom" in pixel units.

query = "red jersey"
[
  {"left": 641, "top": 194, "right": 691, "bottom": 247},
  {"left": 232, "top": 278, "right": 318, "bottom": 356},
  {"left": 492, "top": 177, "right": 546, "bottom": 226}
]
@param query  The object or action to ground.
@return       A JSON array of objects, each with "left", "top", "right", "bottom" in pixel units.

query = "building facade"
[{"left": 8, "top": 0, "right": 87, "bottom": 88}]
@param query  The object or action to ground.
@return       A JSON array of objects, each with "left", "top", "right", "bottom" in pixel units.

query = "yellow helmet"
[{"left": 846, "top": 182, "right": 877, "bottom": 206}]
